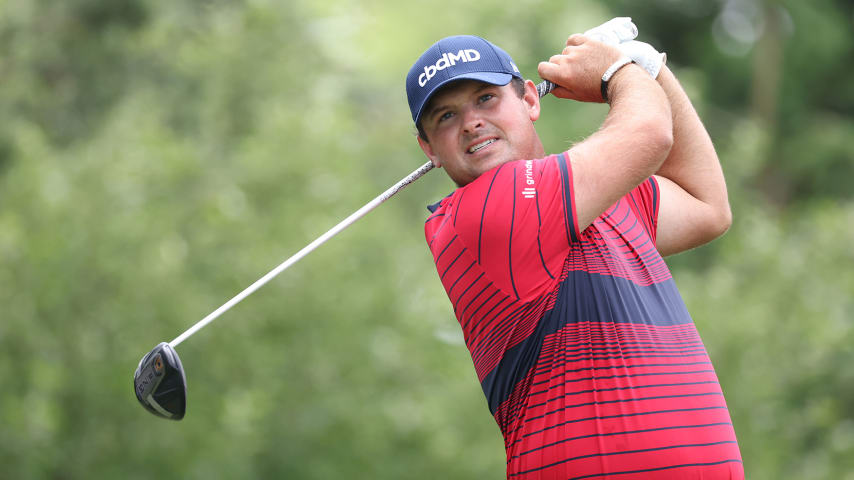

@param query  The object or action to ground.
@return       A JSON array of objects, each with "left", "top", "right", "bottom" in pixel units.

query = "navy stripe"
[
  {"left": 559, "top": 335, "right": 703, "bottom": 346},
  {"left": 478, "top": 165, "right": 504, "bottom": 264},
  {"left": 550, "top": 348, "right": 708, "bottom": 361},
  {"left": 557, "top": 153, "right": 578, "bottom": 242},
  {"left": 628, "top": 188, "right": 653, "bottom": 238},
  {"left": 545, "top": 340, "right": 703, "bottom": 352},
  {"left": 541, "top": 352, "right": 711, "bottom": 367},
  {"left": 471, "top": 297, "right": 530, "bottom": 347},
  {"left": 474, "top": 306, "right": 533, "bottom": 369},
  {"left": 598, "top": 202, "right": 631, "bottom": 233},
  {"left": 453, "top": 272, "right": 485, "bottom": 312},
  {"left": 427, "top": 212, "right": 453, "bottom": 247},
  {"left": 622, "top": 216, "right": 641, "bottom": 238},
  {"left": 513, "top": 422, "right": 733, "bottom": 459},
  {"left": 515, "top": 406, "right": 729, "bottom": 443},
  {"left": 649, "top": 177, "right": 659, "bottom": 231},
  {"left": 624, "top": 221, "right": 645, "bottom": 245},
  {"left": 469, "top": 297, "right": 515, "bottom": 340},
  {"left": 531, "top": 352, "right": 710, "bottom": 381},
  {"left": 534, "top": 193, "right": 555, "bottom": 279},
  {"left": 569, "top": 244, "right": 664, "bottom": 277},
  {"left": 453, "top": 189, "right": 465, "bottom": 227},
  {"left": 528, "top": 370, "right": 717, "bottom": 395},
  {"left": 550, "top": 327, "right": 700, "bottom": 341},
  {"left": 638, "top": 243, "right": 663, "bottom": 262},
  {"left": 511, "top": 441, "right": 739, "bottom": 477},
  {"left": 460, "top": 282, "right": 492, "bottom": 318},
  {"left": 474, "top": 300, "right": 542, "bottom": 363},
  {"left": 631, "top": 235, "right": 653, "bottom": 254},
  {"left": 508, "top": 167, "right": 520, "bottom": 300},
  {"left": 481, "top": 304, "right": 558, "bottom": 414},
  {"left": 434, "top": 234, "right": 457, "bottom": 264},
  {"left": 479, "top": 270, "right": 694, "bottom": 413},
  {"left": 527, "top": 381, "right": 720, "bottom": 410},
  {"left": 609, "top": 207, "right": 636, "bottom": 234},
  {"left": 525, "top": 392, "right": 724, "bottom": 424},
  {"left": 462, "top": 289, "right": 500, "bottom": 330},
  {"left": 467, "top": 295, "right": 511, "bottom": 338},
  {"left": 604, "top": 202, "right": 620, "bottom": 218},
  {"left": 533, "top": 355, "right": 706, "bottom": 378},
  {"left": 537, "top": 352, "right": 711, "bottom": 372},
  {"left": 534, "top": 361, "right": 712, "bottom": 377},
  {"left": 558, "top": 270, "right": 692, "bottom": 327},
  {"left": 547, "top": 342, "right": 704, "bottom": 356},
  {"left": 565, "top": 459, "right": 742, "bottom": 480},
  {"left": 542, "top": 344, "right": 706, "bottom": 358},
  {"left": 447, "top": 261, "right": 475, "bottom": 297},
  {"left": 440, "top": 249, "right": 465, "bottom": 280}
]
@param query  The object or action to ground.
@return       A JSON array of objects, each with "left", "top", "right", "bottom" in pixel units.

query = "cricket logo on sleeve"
[{"left": 522, "top": 160, "right": 536, "bottom": 199}]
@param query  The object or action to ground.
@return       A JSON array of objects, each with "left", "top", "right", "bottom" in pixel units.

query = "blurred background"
[{"left": 1, "top": 0, "right": 852, "bottom": 478}]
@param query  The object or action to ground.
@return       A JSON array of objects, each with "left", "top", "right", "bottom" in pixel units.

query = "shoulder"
[{"left": 464, "top": 153, "right": 569, "bottom": 196}]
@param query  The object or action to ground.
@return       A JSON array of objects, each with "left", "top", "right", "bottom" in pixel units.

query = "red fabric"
[{"left": 425, "top": 153, "right": 743, "bottom": 479}]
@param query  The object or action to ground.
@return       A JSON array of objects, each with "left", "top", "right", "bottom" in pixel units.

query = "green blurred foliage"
[{"left": 0, "top": 0, "right": 851, "bottom": 478}]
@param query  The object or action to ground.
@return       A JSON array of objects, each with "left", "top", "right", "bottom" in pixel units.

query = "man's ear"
[
  {"left": 417, "top": 135, "right": 442, "bottom": 168},
  {"left": 523, "top": 79, "right": 541, "bottom": 122}
]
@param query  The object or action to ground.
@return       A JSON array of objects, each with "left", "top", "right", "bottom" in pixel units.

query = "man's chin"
[
  {"left": 476, "top": 152, "right": 514, "bottom": 175},
  {"left": 448, "top": 151, "right": 515, "bottom": 186}
]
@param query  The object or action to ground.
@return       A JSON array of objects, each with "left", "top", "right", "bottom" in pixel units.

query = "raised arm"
[
  {"left": 538, "top": 35, "right": 673, "bottom": 232},
  {"left": 653, "top": 65, "right": 732, "bottom": 256}
]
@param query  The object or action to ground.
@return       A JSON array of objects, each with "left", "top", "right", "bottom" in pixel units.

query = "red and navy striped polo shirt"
[{"left": 425, "top": 152, "right": 743, "bottom": 479}]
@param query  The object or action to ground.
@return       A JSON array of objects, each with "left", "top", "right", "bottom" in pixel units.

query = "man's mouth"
[{"left": 467, "top": 138, "right": 496, "bottom": 154}]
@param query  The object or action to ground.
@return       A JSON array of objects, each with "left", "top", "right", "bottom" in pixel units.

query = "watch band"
[{"left": 600, "top": 56, "right": 634, "bottom": 103}]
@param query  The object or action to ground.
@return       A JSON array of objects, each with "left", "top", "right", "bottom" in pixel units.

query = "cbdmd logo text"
[{"left": 418, "top": 49, "right": 482, "bottom": 87}]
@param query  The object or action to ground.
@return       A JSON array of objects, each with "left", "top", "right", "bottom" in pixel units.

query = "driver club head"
[{"left": 134, "top": 342, "right": 187, "bottom": 420}]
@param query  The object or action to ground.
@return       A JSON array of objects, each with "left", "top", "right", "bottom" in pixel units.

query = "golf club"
[{"left": 132, "top": 80, "right": 556, "bottom": 420}]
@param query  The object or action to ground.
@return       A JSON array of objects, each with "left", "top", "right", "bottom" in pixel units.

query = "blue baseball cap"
[{"left": 406, "top": 35, "right": 523, "bottom": 125}]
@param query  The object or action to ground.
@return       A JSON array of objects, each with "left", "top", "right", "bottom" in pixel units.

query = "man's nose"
[{"left": 461, "top": 107, "right": 484, "bottom": 133}]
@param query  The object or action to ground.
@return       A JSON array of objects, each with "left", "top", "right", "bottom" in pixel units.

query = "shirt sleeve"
[
  {"left": 450, "top": 153, "right": 577, "bottom": 302},
  {"left": 626, "top": 177, "right": 660, "bottom": 245}
]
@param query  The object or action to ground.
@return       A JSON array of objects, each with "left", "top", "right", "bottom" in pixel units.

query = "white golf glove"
[
  {"left": 584, "top": 17, "right": 638, "bottom": 45},
  {"left": 584, "top": 17, "right": 667, "bottom": 79},
  {"left": 618, "top": 40, "right": 666, "bottom": 79}
]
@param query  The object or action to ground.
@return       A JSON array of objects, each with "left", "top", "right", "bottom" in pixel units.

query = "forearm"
[
  {"left": 655, "top": 65, "right": 731, "bottom": 228},
  {"left": 537, "top": 35, "right": 673, "bottom": 231},
  {"left": 569, "top": 65, "right": 673, "bottom": 230}
]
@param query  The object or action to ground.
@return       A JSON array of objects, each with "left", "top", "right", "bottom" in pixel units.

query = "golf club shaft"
[
  {"left": 169, "top": 160, "right": 435, "bottom": 347},
  {"left": 169, "top": 79, "right": 554, "bottom": 348}
]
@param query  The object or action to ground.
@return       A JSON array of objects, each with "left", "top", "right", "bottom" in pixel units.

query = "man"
[{"left": 405, "top": 28, "right": 742, "bottom": 480}]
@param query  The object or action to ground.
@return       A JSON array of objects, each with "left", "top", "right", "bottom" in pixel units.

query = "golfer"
[{"left": 406, "top": 31, "right": 742, "bottom": 479}]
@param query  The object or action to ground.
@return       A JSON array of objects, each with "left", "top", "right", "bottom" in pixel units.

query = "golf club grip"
[
  {"left": 534, "top": 16, "right": 640, "bottom": 99},
  {"left": 536, "top": 80, "right": 556, "bottom": 98}
]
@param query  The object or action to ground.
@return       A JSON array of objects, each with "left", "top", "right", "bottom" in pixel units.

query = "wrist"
[
  {"left": 600, "top": 56, "right": 634, "bottom": 103},
  {"left": 604, "top": 62, "right": 650, "bottom": 104}
]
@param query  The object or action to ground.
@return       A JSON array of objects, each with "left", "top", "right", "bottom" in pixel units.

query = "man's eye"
[
  {"left": 438, "top": 112, "right": 454, "bottom": 123},
  {"left": 479, "top": 94, "right": 495, "bottom": 103}
]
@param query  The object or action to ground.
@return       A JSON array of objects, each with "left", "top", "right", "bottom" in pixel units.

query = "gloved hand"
[
  {"left": 618, "top": 40, "right": 666, "bottom": 79},
  {"left": 583, "top": 17, "right": 638, "bottom": 45},
  {"left": 537, "top": 17, "right": 668, "bottom": 98},
  {"left": 584, "top": 17, "right": 667, "bottom": 79}
]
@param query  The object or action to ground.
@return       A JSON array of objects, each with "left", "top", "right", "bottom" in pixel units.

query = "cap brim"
[{"left": 415, "top": 72, "right": 514, "bottom": 125}]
